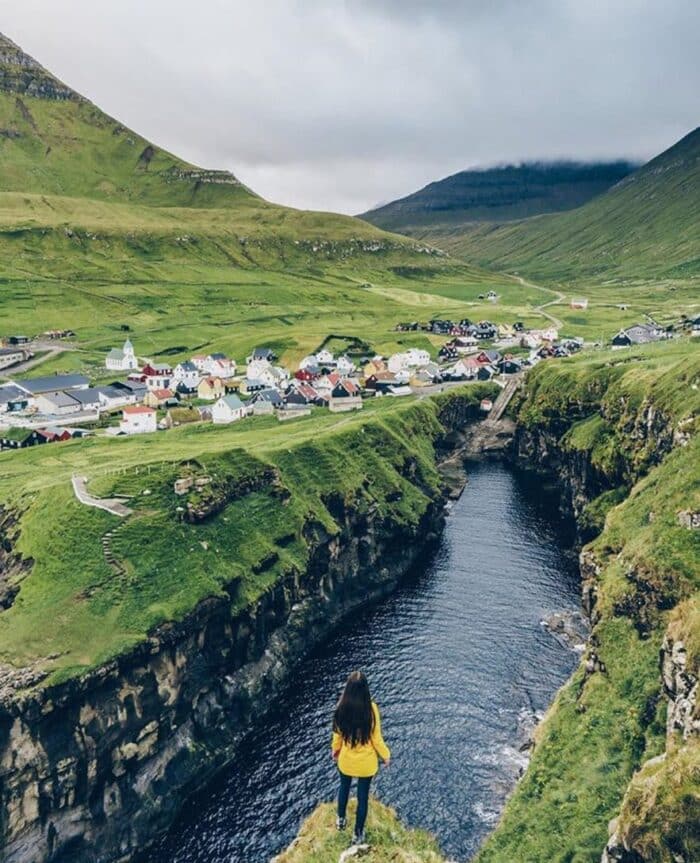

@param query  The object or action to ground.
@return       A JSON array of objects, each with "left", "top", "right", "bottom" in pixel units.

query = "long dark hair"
[{"left": 333, "top": 670, "right": 375, "bottom": 746}]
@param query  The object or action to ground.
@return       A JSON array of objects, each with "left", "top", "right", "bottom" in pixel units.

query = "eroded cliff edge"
[
  {"left": 475, "top": 347, "right": 699, "bottom": 863},
  {"left": 0, "top": 388, "right": 493, "bottom": 863}
]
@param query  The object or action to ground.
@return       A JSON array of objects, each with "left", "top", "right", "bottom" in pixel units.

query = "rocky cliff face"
[
  {"left": 502, "top": 358, "right": 699, "bottom": 863},
  {"left": 0, "top": 490, "right": 445, "bottom": 863},
  {"left": 0, "top": 33, "right": 79, "bottom": 101},
  {"left": 0, "top": 388, "right": 499, "bottom": 863},
  {"left": 601, "top": 632, "right": 699, "bottom": 863}
]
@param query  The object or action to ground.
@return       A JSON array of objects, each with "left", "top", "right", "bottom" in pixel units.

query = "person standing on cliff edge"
[{"left": 331, "top": 670, "right": 391, "bottom": 845}]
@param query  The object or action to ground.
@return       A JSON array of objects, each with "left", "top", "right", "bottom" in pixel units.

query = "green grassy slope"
[
  {"left": 476, "top": 342, "right": 700, "bottom": 863},
  {"left": 0, "top": 31, "right": 533, "bottom": 365},
  {"left": 0, "top": 387, "right": 494, "bottom": 686},
  {"left": 273, "top": 800, "right": 446, "bottom": 863},
  {"left": 361, "top": 161, "right": 636, "bottom": 233},
  {"left": 0, "top": 31, "right": 257, "bottom": 207},
  {"left": 421, "top": 127, "right": 700, "bottom": 281}
]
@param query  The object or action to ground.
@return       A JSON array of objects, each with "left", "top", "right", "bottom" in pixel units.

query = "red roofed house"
[
  {"left": 294, "top": 368, "right": 317, "bottom": 382},
  {"left": 141, "top": 363, "right": 173, "bottom": 391},
  {"left": 329, "top": 379, "right": 363, "bottom": 412},
  {"left": 315, "top": 371, "right": 341, "bottom": 396},
  {"left": 120, "top": 405, "right": 157, "bottom": 435},
  {"left": 144, "top": 388, "right": 176, "bottom": 408}
]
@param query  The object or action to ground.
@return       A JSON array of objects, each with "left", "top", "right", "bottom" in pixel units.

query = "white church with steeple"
[{"left": 105, "top": 337, "right": 138, "bottom": 371}]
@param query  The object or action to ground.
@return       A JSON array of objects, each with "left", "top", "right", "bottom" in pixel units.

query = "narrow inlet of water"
[{"left": 146, "top": 461, "right": 581, "bottom": 862}]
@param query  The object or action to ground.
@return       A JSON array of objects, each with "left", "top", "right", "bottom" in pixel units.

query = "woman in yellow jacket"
[{"left": 331, "top": 671, "right": 390, "bottom": 845}]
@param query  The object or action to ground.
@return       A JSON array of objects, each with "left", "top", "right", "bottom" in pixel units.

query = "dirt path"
[
  {"left": 512, "top": 274, "right": 565, "bottom": 329},
  {"left": 71, "top": 475, "right": 132, "bottom": 517}
]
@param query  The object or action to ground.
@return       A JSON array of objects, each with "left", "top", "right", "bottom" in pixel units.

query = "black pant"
[{"left": 337, "top": 770, "right": 372, "bottom": 835}]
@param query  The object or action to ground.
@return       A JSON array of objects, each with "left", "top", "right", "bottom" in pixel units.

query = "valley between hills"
[{"left": 0, "top": 29, "right": 698, "bottom": 863}]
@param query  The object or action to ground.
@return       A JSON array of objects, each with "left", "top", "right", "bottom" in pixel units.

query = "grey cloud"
[{"left": 3, "top": 0, "right": 698, "bottom": 213}]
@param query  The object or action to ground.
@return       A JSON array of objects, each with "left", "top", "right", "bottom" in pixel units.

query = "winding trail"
[
  {"left": 71, "top": 475, "right": 132, "bottom": 517},
  {"left": 512, "top": 274, "right": 566, "bottom": 329}
]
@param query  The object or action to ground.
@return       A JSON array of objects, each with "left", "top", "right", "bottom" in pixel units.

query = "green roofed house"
[
  {"left": 212, "top": 394, "right": 247, "bottom": 424},
  {"left": 0, "top": 427, "right": 41, "bottom": 449}
]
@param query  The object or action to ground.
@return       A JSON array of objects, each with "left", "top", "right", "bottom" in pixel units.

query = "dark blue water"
[{"left": 147, "top": 462, "right": 581, "bottom": 862}]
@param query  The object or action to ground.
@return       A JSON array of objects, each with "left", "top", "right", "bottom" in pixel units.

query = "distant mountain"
[
  {"left": 429, "top": 126, "right": 700, "bottom": 280},
  {"left": 0, "top": 32, "right": 255, "bottom": 207},
  {"left": 361, "top": 160, "right": 638, "bottom": 233}
]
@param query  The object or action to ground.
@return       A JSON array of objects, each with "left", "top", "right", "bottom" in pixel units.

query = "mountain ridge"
[
  {"left": 380, "top": 126, "right": 700, "bottom": 281},
  {"left": 0, "top": 30, "right": 255, "bottom": 207},
  {"left": 361, "top": 159, "right": 638, "bottom": 232}
]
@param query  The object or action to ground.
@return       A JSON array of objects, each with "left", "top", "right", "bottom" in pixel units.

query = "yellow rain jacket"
[{"left": 331, "top": 701, "right": 390, "bottom": 778}]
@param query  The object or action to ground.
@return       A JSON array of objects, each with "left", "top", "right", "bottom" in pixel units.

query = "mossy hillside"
[
  {"left": 0, "top": 49, "right": 521, "bottom": 371},
  {"left": 610, "top": 743, "right": 700, "bottom": 863},
  {"left": 520, "top": 342, "right": 700, "bottom": 478},
  {"left": 476, "top": 352, "right": 700, "bottom": 863},
  {"left": 0, "top": 387, "right": 494, "bottom": 688},
  {"left": 273, "top": 801, "right": 446, "bottom": 863},
  {"left": 0, "top": 85, "right": 255, "bottom": 207}
]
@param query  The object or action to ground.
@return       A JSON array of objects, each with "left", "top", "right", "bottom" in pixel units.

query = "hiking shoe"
[
  {"left": 351, "top": 831, "right": 365, "bottom": 845},
  {"left": 336, "top": 815, "right": 346, "bottom": 830}
]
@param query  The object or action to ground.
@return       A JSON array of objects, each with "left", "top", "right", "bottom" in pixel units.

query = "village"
[{"left": 0, "top": 312, "right": 697, "bottom": 452}]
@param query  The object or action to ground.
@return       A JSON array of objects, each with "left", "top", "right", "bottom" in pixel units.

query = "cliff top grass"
[
  {"left": 273, "top": 800, "right": 446, "bottom": 863},
  {"left": 518, "top": 340, "right": 700, "bottom": 434},
  {"left": 0, "top": 386, "right": 493, "bottom": 691},
  {"left": 476, "top": 346, "right": 700, "bottom": 863}
]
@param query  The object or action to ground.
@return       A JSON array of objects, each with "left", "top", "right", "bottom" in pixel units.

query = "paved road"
[
  {"left": 1, "top": 340, "right": 78, "bottom": 380},
  {"left": 71, "top": 475, "right": 132, "bottom": 517}
]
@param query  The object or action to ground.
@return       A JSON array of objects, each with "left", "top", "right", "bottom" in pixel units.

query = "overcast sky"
[{"left": 3, "top": 1, "right": 699, "bottom": 213}]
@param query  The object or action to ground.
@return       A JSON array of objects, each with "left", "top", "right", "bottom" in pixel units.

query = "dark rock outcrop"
[{"left": 0, "top": 491, "right": 445, "bottom": 863}]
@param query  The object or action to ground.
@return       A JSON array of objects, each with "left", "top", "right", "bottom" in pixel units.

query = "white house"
[
  {"left": 531, "top": 327, "right": 559, "bottom": 343},
  {"left": 387, "top": 348, "right": 431, "bottom": 374},
  {"left": 191, "top": 354, "right": 208, "bottom": 372},
  {"left": 453, "top": 336, "right": 478, "bottom": 352},
  {"left": 143, "top": 363, "right": 172, "bottom": 391},
  {"left": 315, "top": 348, "right": 334, "bottom": 366},
  {"left": 387, "top": 353, "right": 409, "bottom": 373},
  {"left": 387, "top": 385, "right": 412, "bottom": 397},
  {"left": 520, "top": 333, "right": 541, "bottom": 349},
  {"left": 172, "top": 361, "right": 200, "bottom": 390},
  {"left": 407, "top": 348, "right": 431, "bottom": 366},
  {"left": 336, "top": 355, "right": 355, "bottom": 375},
  {"left": 67, "top": 388, "right": 103, "bottom": 413},
  {"left": 105, "top": 338, "right": 138, "bottom": 371},
  {"left": 246, "top": 357, "right": 272, "bottom": 380},
  {"left": 0, "top": 347, "right": 29, "bottom": 370},
  {"left": 212, "top": 394, "right": 247, "bottom": 424},
  {"left": 97, "top": 385, "right": 134, "bottom": 410},
  {"left": 299, "top": 354, "right": 318, "bottom": 370},
  {"left": 204, "top": 353, "right": 236, "bottom": 377},
  {"left": 119, "top": 405, "right": 157, "bottom": 435},
  {"left": 34, "top": 390, "right": 81, "bottom": 416},
  {"left": 449, "top": 359, "right": 477, "bottom": 379}
]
